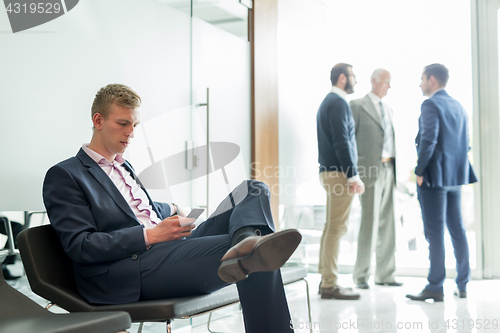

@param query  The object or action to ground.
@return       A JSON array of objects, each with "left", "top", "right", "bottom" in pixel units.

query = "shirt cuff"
[
  {"left": 143, "top": 228, "right": 151, "bottom": 250},
  {"left": 168, "top": 203, "right": 177, "bottom": 216},
  {"left": 347, "top": 174, "right": 360, "bottom": 183}
]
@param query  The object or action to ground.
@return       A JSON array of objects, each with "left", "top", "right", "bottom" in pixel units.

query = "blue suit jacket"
[
  {"left": 42, "top": 148, "right": 172, "bottom": 304},
  {"left": 415, "top": 90, "right": 477, "bottom": 187},
  {"left": 317, "top": 92, "right": 358, "bottom": 177}
]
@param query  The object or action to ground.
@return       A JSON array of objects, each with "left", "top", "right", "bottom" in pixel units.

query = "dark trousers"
[
  {"left": 0, "top": 218, "right": 24, "bottom": 266},
  {"left": 139, "top": 180, "right": 293, "bottom": 333},
  {"left": 418, "top": 184, "right": 470, "bottom": 292}
]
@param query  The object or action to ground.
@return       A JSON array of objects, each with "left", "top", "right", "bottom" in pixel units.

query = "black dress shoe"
[
  {"left": 375, "top": 281, "right": 403, "bottom": 287},
  {"left": 2, "top": 267, "right": 21, "bottom": 280},
  {"left": 356, "top": 282, "right": 370, "bottom": 289},
  {"left": 406, "top": 289, "right": 444, "bottom": 302},
  {"left": 454, "top": 289, "right": 467, "bottom": 298}
]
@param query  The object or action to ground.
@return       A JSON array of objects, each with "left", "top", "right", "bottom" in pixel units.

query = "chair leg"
[
  {"left": 207, "top": 311, "right": 228, "bottom": 333},
  {"left": 166, "top": 319, "right": 171, "bottom": 333},
  {"left": 207, "top": 312, "right": 214, "bottom": 332},
  {"left": 300, "top": 278, "right": 313, "bottom": 333},
  {"left": 137, "top": 322, "right": 144, "bottom": 333}
]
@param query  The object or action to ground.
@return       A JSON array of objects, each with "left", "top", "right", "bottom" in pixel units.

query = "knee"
[
  {"left": 323, "top": 224, "right": 347, "bottom": 238},
  {"left": 449, "top": 228, "right": 467, "bottom": 240},
  {"left": 247, "top": 180, "right": 270, "bottom": 197}
]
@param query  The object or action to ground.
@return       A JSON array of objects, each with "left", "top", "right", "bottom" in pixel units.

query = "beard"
[{"left": 345, "top": 79, "right": 354, "bottom": 94}]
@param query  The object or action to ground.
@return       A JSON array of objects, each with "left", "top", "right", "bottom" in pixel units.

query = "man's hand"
[
  {"left": 146, "top": 216, "right": 195, "bottom": 245},
  {"left": 416, "top": 175, "right": 423, "bottom": 187},
  {"left": 349, "top": 180, "right": 365, "bottom": 195}
]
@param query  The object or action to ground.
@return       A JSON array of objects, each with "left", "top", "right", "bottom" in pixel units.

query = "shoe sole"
[
  {"left": 321, "top": 294, "right": 360, "bottom": 300},
  {"left": 218, "top": 229, "right": 302, "bottom": 283},
  {"left": 356, "top": 284, "right": 369, "bottom": 289},
  {"left": 375, "top": 283, "right": 403, "bottom": 287},
  {"left": 406, "top": 295, "right": 444, "bottom": 302}
]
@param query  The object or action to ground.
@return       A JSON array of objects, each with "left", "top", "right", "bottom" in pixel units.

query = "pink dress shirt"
[{"left": 82, "top": 144, "right": 165, "bottom": 248}]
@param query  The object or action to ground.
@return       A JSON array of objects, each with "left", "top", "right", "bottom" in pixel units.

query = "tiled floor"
[{"left": 6, "top": 260, "right": 500, "bottom": 333}]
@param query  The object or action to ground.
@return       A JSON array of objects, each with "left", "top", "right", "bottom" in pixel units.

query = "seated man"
[
  {"left": 0, "top": 217, "right": 24, "bottom": 280},
  {"left": 42, "top": 84, "right": 301, "bottom": 333}
]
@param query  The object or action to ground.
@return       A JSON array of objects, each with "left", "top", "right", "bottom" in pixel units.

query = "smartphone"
[{"left": 180, "top": 208, "right": 205, "bottom": 226}]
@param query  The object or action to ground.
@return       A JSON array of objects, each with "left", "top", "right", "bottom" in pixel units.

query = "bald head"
[{"left": 371, "top": 68, "right": 391, "bottom": 98}]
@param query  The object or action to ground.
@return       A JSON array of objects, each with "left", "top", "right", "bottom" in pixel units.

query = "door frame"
[{"left": 471, "top": 0, "right": 500, "bottom": 278}]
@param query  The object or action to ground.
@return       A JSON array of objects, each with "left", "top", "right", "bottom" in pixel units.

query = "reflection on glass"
[{"left": 160, "top": 0, "right": 248, "bottom": 38}]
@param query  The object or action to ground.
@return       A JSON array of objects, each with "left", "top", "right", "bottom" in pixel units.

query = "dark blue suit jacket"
[
  {"left": 42, "top": 148, "right": 172, "bottom": 304},
  {"left": 415, "top": 90, "right": 477, "bottom": 187},
  {"left": 317, "top": 92, "right": 358, "bottom": 178}
]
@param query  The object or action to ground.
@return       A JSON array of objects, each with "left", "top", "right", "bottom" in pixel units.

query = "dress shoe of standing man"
[
  {"left": 350, "top": 69, "right": 402, "bottom": 289},
  {"left": 316, "top": 63, "right": 365, "bottom": 300},
  {"left": 406, "top": 64, "right": 477, "bottom": 302}
]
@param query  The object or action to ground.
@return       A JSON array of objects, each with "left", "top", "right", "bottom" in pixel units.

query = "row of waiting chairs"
[{"left": 0, "top": 223, "right": 311, "bottom": 333}]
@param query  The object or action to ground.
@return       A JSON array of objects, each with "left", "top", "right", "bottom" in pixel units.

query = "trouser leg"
[
  {"left": 418, "top": 186, "right": 446, "bottom": 293},
  {"left": 140, "top": 180, "right": 293, "bottom": 332},
  {"left": 190, "top": 180, "right": 275, "bottom": 240},
  {"left": 353, "top": 185, "right": 378, "bottom": 283},
  {"left": 374, "top": 164, "right": 396, "bottom": 283},
  {"left": 237, "top": 271, "right": 293, "bottom": 333},
  {"left": 318, "top": 171, "right": 354, "bottom": 288},
  {"left": 140, "top": 235, "right": 232, "bottom": 299},
  {"left": 445, "top": 186, "right": 470, "bottom": 291}
]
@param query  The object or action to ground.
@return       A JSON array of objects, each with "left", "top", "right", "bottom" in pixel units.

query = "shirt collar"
[
  {"left": 368, "top": 92, "right": 382, "bottom": 105},
  {"left": 429, "top": 88, "right": 445, "bottom": 98},
  {"left": 330, "top": 86, "right": 347, "bottom": 100},
  {"left": 82, "top": 144, "right": 125, "bottom": 164}
]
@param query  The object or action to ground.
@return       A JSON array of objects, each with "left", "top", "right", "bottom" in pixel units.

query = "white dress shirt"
[{"left": 368, "top": 92, "right": 395, "bottom": 159}]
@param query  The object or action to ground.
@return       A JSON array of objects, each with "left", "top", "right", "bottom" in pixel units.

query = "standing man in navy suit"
[
  {"left": 406, "top": 64, "right": 477, "bottom": 302},
  {"left": 42, "top": 84, "right": 301, "bottom": 333},
  {"left": 316, "top": 63, "right": 365, "bottom": 300}
]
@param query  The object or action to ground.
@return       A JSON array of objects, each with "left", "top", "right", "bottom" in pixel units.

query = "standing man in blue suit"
[
  {"left": 316, "top": 63, "right": 365, "bottom": 300},
  {"left": 43, "top": 84, "right": 301, "bottom": 333},
  {"left": 406, "top": 64, "right": 477, "bottom": 302}
]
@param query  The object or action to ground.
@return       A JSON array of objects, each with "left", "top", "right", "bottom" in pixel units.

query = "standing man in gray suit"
[{"left": 350, "top": 68, "right": 402, "bottom": 289}]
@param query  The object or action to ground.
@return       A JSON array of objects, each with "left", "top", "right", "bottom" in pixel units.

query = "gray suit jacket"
[{"left": 350, "top": 94, "right": 396, "bottom": 188}]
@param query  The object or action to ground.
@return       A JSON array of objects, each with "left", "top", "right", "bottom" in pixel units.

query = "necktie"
[{"left": 380, "top": 101, "right": 391, "bottom": 153}]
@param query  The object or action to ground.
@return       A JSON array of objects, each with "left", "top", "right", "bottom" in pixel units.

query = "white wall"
[{"left": 0, "top": 0, "right": 192, "bottom": 210}]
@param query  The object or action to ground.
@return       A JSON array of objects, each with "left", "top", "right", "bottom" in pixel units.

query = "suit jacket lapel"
[
  {"left": 361, "top": 94, "right": 383, "bottom": 129},
  {"left": 76, "top": 149, "right": 139, "bottom": 223}
]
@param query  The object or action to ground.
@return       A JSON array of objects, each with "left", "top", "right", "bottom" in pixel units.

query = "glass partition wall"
[
  {"left": 126, "top": 0, "right": 252, "bottom": 218},
  {"left": 1, "top": 0, "right": 251, "bottom": 219},
  {"left": 278, "top": 0, "right": 477, "bottom": 278}
]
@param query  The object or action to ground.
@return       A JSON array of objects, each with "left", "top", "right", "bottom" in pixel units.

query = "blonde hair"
[{"left": 91, "top": 84, "right": 141, "bottom": 121}]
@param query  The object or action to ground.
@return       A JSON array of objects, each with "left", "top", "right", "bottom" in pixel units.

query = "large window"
[{"left": 278, "top": 0, "right": 476, "bottom": 276}]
